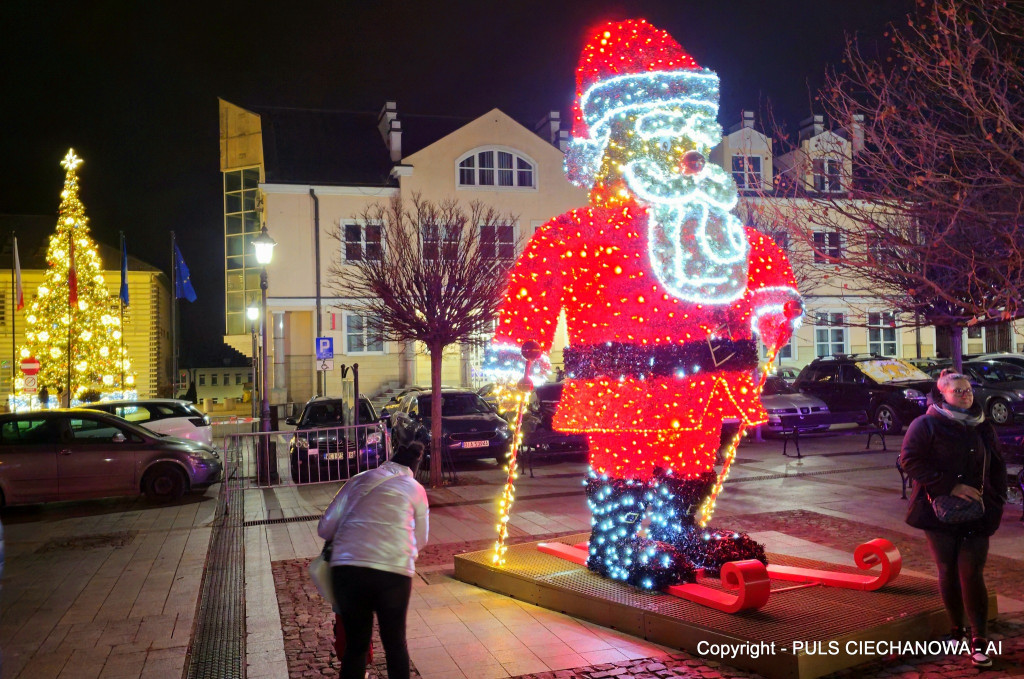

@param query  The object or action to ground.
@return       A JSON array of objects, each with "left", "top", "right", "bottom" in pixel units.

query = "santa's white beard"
[{"left": 646, "top": 201, "right": 750, "bottom": 304}]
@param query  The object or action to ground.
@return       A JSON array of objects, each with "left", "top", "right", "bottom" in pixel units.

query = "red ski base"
[{"left": 453, "top": 533, "right": 995, "bottom": 679}]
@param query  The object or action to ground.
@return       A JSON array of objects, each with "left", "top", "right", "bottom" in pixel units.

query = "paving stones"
[{"left": 272, "top": 508, "right": 1024, "bottom": 679}]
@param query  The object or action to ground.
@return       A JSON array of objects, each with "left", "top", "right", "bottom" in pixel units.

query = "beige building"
[
  {"left": 219, "top": 100, "right": 1024, "bottom": 409},
  {"left": 0, "top": 216, "right": 172, "bottom": 399},
  {"left": 219, "top": 100, "right": 587, "bottom": 405},
  {"left": 714, "top": 111, "right": 1023, "bottom": 371}
]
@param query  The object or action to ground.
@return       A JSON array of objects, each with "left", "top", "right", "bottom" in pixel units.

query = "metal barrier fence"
[{"left": 222, "top": 422, "right": 389, "bottom": 489}]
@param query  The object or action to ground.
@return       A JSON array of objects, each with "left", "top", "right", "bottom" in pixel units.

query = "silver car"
[
  {"left": 761, "top": 376, "right": 831, "bottom": 433},
  {"left": 82, "top": 398, "right": 213, "bottom": 446},
  {"left": 0, "top": 409, "right": 222, "bottom": 506}
]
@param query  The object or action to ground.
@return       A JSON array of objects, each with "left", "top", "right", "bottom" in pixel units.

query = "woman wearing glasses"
[{"left": 901, "top": 369, "right": 1007, "bottom": 668}]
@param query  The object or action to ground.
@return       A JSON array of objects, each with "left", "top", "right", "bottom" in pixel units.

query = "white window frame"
[
  {"left": 456, "top": 146, "right": 538, "bottom": 191},
  {"left": 812, "top": 157, "right": 843, "bottom": 192},
  {"left": 343, "top": 311, "right": 386, "bottom": 355},
  {"left": 342, "top": 220, "right": 383, "bottom": 263},
  {"left": 814, "top": 311, "right": 848, "bottom": 357},
  {"left": 480, "top": 221, "right": 517, "bottom": 260},
  {"left": 760, "top": 333, "right": 797, "bottom": 361},
  {"left": 420, "top": 220, "right": 459, "bottom": 262},
  {"left": 867, "top": 311, "right": 899, "bottom": 357},
  {"left": 812, "top": 230, "right": 842, "bottom": 263},
  {"left": 731, "top": 155, "right": 762, "bottom": 189}
]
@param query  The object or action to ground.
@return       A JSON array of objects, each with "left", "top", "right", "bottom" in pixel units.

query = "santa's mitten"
[{"left": 752, "top": 298, "right": 803, "bottom": 353}]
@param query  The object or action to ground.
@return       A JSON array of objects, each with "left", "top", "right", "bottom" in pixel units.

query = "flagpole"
[
  {"left": 170, "top": 231, "right": 177, "bottom": 398},
  {"left": 10, "top": 232, "right": 16, "bottom": 392},
  {"left": 119, "top": 232, "right": 126, "bottom": 395}
]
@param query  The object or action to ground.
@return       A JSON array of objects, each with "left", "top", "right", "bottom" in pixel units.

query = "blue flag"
[
  {"left": 174, "top": 244, "right": 198, "bottom": 302},
  {"left": 119, "top": 233, "right": 130, "bottom": 306}
]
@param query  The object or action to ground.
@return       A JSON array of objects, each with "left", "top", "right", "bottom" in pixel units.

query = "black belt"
[{"left": 563, "top": 339, "right": 758, "bottom": 380}]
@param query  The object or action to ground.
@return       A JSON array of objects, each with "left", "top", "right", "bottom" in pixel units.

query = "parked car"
[
  {"left": 389, "top": 389, "right": 512, "bottom": 463},
  {"left": 793, "top": 355, "right": 935, "bottom": 434},
  {"left": 924, "top": 360, "right": 1024, "bottom": 425},
  {"left": 519, "top": 382, "right": 588, "bottom": 459},
  {"left": 82, "top": 399, "right": 213, "bottom": 446},
  {"left": 760, "top": 376, "right": 831, "bottom": 434},
  {"left": 286, "top": 397, "right": 384, "bottom": 483},
  {"left": 477, "top": 383, "right": 520, "bottom": 421},
  {"left": 0, "top": 409, "right": 222, "bottom": 506},
  {"left": 379, "top": 386, "right": 427, "bottom": 425},
  {"left": 973, "top": 353, "right": 1024, "bottom": 372},
  {"left": 770, "top": 367, "right": 800, "bottom": 384}
]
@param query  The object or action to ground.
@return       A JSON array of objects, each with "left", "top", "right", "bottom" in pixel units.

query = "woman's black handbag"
[
  {"left": 930, "top": 445, "right": 987, "bottom": 524},
  {"left": 931, "top": 494, "right": 984, "bottom": 523}
]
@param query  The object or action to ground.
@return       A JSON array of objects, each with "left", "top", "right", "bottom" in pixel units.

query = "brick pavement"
[{"left": 270, "top": 509, "right": 1024, "bottom": 678}]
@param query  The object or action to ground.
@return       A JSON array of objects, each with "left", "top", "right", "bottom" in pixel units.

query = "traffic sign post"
[
  {"left": 315, "top": 337, "right": 334, "bottom": 361},
  {"left": 318, "top": 359, "right": 334, "bottom": 372}
]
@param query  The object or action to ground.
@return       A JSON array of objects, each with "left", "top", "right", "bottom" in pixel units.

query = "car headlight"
[{"left": 903, "top": 388, "right": 925, "bottom": 400}]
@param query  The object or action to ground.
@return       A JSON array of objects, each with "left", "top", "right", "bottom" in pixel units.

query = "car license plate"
[
  {"left": 460, "top": 440, "right": 488, "bottom": 449},
  {"left": 324, "top": 452, "right": 350, "bottom": 461}
]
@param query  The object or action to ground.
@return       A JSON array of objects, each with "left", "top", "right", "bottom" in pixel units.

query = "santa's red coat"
[{"left": 493, "top": 205, "right": 800, "bottom": 442}]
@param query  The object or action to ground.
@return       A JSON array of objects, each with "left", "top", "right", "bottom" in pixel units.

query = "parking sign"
[{"left": 316, "top": 337, "right": 334, "bottom": 360}]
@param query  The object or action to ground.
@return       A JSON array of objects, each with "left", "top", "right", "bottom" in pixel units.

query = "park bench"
[{"left": 777, "top": 410, "right": 886, "bottom": 459}]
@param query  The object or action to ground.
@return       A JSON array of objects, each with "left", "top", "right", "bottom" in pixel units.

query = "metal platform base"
[{"left": 454, "top": 533, "right": 992, "bottom": 679}]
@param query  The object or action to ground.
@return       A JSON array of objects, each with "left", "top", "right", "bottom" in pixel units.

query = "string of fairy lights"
[{"left": 15, "top": 149, "right": 136, "bottom": 408}]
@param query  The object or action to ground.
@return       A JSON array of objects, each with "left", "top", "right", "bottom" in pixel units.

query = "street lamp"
[
  {"left": 247, "top": 306, "right": 259, "bottom": 421},
  {"left": 252, "top": 225, "right": 276, "bottom": 483}
]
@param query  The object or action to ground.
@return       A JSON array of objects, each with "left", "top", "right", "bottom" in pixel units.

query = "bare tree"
[
  {"left": 328, "top": 195, "right": 518, "bottom": 486},
  {"left": 754, "top": 0, "right": 1024, "bottom": 368}
]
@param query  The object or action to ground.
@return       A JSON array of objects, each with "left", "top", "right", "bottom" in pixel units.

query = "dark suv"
[
  {"left": 389, "top": 389, "right": 512, "bottom": 463},
  {"left": 793, "top": 355, "right": 936, "bottom": 434},
  {"left": 286, "top": 397, "right": 384, "bottom": 483}
]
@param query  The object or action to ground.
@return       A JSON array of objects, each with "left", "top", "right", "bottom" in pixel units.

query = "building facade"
[{"left": 219, "top": 100, "right": 587, "bottom": 405}]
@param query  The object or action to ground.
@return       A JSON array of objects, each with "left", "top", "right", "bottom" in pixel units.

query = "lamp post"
[
  {"left": 252, "top": 226, "right": 276, "bottom": 483},
  {"left": 247, "top": 306, "right": 259, "bottom": 421}
]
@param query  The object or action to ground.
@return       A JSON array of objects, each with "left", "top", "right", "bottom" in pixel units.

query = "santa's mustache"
[{"left": 646, "top": 202, "right": 749, "bottom": 304}]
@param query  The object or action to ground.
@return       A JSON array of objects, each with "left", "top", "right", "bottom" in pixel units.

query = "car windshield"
[
  {"left": 418, "top": 394, "right": 492, "bottom": 416},
  {"left": 762, "top": 377, "right": 796, "bottom": 395},
  {"left": 854, "top": 359, "right": 931, "bottom": 384}
]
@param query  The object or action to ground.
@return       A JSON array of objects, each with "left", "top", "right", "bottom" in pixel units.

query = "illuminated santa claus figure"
[{"left": 488, "top": 19, "right": 803, "bottom": 590}]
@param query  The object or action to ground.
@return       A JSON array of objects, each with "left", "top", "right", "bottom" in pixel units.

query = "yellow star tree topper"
[{"left": 18, "top": 149, "right": 135, "bottom": 402}]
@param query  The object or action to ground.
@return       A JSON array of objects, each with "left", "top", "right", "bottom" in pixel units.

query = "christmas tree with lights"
[{"left": 19, "top": 149, "right": 134, "bottom": 403}]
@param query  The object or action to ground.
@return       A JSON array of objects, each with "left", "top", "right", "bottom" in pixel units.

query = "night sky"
[{"left": 0, "top": 0, "right": 913, "bottom": 365}]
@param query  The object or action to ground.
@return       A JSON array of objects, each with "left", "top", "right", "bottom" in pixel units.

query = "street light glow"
[{"left": 253, "top": 226, "right": 276, "bottom": 265}]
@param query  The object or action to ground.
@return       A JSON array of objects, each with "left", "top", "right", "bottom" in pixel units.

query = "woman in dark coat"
[{"left": 900, "top": 369, "right": 1007, "bottom": 668}]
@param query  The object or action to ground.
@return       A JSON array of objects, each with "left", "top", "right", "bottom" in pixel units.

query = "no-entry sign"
[{"left": 20, "top": 358, "right": 40, "bottom": 376}]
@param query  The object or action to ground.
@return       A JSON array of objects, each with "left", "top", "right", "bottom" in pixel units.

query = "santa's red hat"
[{"left": 565, "top": 19, "right": 720, "bottom": 188}]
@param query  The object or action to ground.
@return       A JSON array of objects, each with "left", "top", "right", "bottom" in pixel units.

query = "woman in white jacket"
[{"left": 318, "top": 443, "right": 429, "bottom": 679}]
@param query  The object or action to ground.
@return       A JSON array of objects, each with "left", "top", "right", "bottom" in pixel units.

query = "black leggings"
[
  {"left": 923, "top": 530, "right": 990, "bottom": 638},
  {"left": 331, "top": 565, "right": 413, "bottom": 679}
]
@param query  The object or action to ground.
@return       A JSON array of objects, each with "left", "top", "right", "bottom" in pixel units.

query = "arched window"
[{"left": 457, "top": 148, "right": 535, "bottom": 189}]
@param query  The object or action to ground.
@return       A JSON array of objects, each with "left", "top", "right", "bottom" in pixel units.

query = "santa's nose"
[{"left": 680, "top": 150, "right": 706, "bottom": 175}]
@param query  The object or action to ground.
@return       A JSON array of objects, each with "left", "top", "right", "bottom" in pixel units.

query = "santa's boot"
[
  {"left": 584, "top": 471, "right": 695, "bottom": 590},
  {"left": 645, "top": 468, "right": 766, "bottom": 577}
]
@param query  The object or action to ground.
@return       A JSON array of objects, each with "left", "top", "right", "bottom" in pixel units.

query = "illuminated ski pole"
[{"left": 492, "top": 340, "right": 542, "bottom": 566}]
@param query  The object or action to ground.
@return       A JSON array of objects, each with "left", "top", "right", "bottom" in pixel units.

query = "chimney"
[
  {"left": 534, "top": 111, "right": 562, "bottom": 146},
  {"left": 556, "top": 129, "right": 570, "bottom": 153},
  {"left": 848, "top": 114, "right": 865, "bottom": 154},
  {"left": 377, "top": 101, "right": 402, "bottom": 162},
  {"left": 798, "top": 114, "right": 824, "bottom": 143},
  {"left": 728, "top": 109, "right": 756, "bottom": 134}
]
